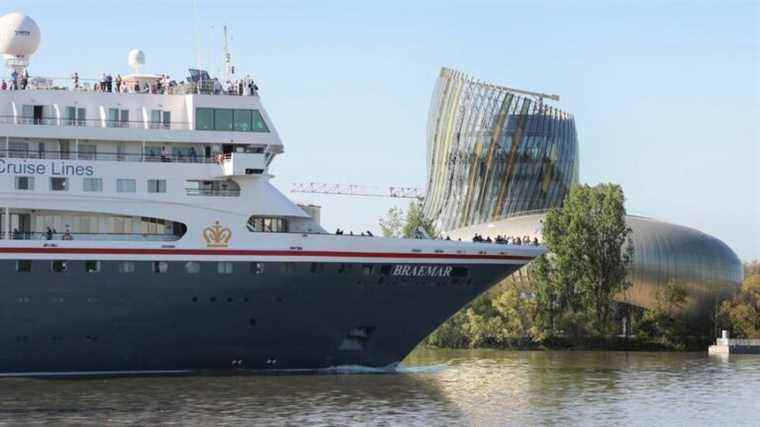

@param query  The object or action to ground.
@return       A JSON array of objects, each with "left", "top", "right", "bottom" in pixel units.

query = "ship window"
[
  {"left": 310, "top": 263, "right": 324, "bottom": 273},
  {"left": 195, "top": 108, "right": 269, "bottom": 133},
  {"left": 85, "top": 261, "right": 100, "bottom": 273},
  {"left": 196, "top": 108, "right": 214, "bottom": 130},
  {"left": 79, "top": 144, "right": 97, "bottom": 160},
  {"left": 214, "top": 109, "right": 234, "bottom": 131},
  {"left": 52, "top": 260, "right": 68, "bottom": 272},
  {"left": 119, "top": 261, "right": 135, "bottom": 273},
  {"left": 186, "top": 179, "right": 240, "bottom": 197},
  {"left": 250, "top": 262, "right": 265, "bottom": 275},
  {"left": 246, "top": 216, "right": 289, "bottom": 233},
  {"left": 150, "top": 109, "right": 172, "bottom": 129},
  {"left": 153, "top": 261, "right": 169, "bottom": 274},
  {"left": 50, "top": 177, "right": 69, "bottom": 191},
  {"left": 117, "top": 178, "right": 137, "bottom": 193},
  {"left": 218, "top": 262, "right": 233, "bottom": 274},
  {"left": 185, "top": 261, "right": 200, "bottom": 274},
  {"left": 362, "top": 264, "right": 373, "bottom": 276},
  {"left": 65, "top": 106, "right": 87, "bottom": 126},
  {"left": 251, "top": 110, "right": 269, "bottom": 132},
  {"left": 83, "top": 178, "right": 103, "bottom": 192},
  {"left": 280, "top": 263, "right": 294, "bottom": 274},
  {"left": 15, "top": 176, "right": 34, "bottom": 190},
  {"left": 16, "top": 260, "right": 32, "bottom": 272},
  {"left": 233, "top": 109, "right": 252, "bottom": 132},
  {"left": 147, "top": 179, "right": 167, "bottom": 193}
]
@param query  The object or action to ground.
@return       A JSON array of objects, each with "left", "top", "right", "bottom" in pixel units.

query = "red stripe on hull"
[{"left": 0, "top": 247, "right": 534, "bottom": 261}]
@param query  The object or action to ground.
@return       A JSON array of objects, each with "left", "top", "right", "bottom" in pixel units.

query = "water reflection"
[
  {"left": 406, "top": 350, "right": 760, "bottom": 426},
  {"left": 0, "top": 350, "right": 757, "bottom": 426}
]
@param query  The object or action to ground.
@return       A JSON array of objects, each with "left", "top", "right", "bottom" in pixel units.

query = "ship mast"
[{"left": 223, "top": 25, "right": 234, "bottom": 83}]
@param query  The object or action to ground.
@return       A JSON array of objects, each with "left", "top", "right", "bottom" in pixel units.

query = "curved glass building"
[
  {"left": 423, "top": 67, "right": 743, "bottom": 318},
  {"left": 423, "top": 68, "right": 579, "bottom": 231}
]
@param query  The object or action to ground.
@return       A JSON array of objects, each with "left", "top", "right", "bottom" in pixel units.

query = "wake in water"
[{"left": 318, "top": 363, "right": 450, "bottom": 375}]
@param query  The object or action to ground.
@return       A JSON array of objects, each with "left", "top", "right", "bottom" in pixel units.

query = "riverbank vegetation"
[
  {"left": 381, "top": 187, "right": 757, "bottom": 351},
  {"left": 717, "top": 262, "right": 760, "bottom": 338}
]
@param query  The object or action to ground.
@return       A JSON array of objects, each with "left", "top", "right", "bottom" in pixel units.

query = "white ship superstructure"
[{"left": 0, "top": 12, "right": 541, "bottom": 375}]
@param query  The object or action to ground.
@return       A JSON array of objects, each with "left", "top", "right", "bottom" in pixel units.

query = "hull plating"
[{"left": 0, "top": 260, "right": 523, "bottom": 374}]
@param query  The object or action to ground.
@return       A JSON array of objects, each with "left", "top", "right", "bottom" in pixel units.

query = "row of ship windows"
[
  {"left": 13, "top": 261, "right": 469, "bottom": 277},
  {"left": 14, "top": 176, "right": 167, "bottom": 193},
  {"left": 195, "top": 108, "right": 269, "bottom": 133},
  {"left": 15, "top": 176, "right": 241, "bottom": 197}
]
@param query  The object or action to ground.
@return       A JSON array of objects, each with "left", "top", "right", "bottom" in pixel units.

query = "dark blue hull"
[{"left": 0, "top": 259, "right": 522, "bottom": 375}]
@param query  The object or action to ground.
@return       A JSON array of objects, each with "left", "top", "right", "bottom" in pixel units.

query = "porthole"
[
  {"left": 85, "top": 261, "right": 100, "bottom": 273},
  {"left": 16, "top": 260, "right": 32, "bottom": 272},
  {"left": 185, "top": 261, "right": 201, "bottom": 274},
  {"left": 119, "top": 261, "right": 136, "bottom": 273},
  {"left": 153, "top": 261, "right": 169, "bottom": 274},
  {"left": 52, "top": 260, "right": 68, "bottom": 272}
]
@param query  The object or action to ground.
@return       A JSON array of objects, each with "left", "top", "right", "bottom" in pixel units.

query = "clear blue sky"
[{"left": 6, "top": 1, "right": 759, "bottom": 261}]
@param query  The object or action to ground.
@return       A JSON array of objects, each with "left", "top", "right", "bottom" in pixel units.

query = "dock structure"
[{"left": 709, "top": 331, "right": 760, "bottom": 355}]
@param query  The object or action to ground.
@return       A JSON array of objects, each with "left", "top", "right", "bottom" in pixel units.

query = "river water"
[{"left": 0, "top": 349, "right": 757, "bottom": 426}]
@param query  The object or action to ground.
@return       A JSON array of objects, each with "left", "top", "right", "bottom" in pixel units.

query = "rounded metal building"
[
  {"left": 423, "top": 68, "right": 743, "bottom": 317},
  {"left": 446, "top": 213, "right": 743, "bottom": 319}
]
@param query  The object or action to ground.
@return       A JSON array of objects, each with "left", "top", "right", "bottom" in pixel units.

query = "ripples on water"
[{"left": 0, "top": 350, "right": 758, "bottom": 426}]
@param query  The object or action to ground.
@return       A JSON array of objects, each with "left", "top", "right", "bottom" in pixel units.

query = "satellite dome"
[
  {"left": 0, "top": 12, "right": 41, "bottom": 59},
  {"left": 128, "top": 49, "right": 145, "bottom": 71}
]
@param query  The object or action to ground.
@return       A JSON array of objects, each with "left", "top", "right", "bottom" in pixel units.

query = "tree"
[
  {"left": 637, "top": 279, "right": 689, "bottom": 345},
  {"left": 379, "top": 206, "right": 404, "bottom": 238},
  {"left": 719, "top": 273, "right": 760, "bottom": 338},
  {"left": 378, "top": 200, "right": 438, "bottom": 239},
  {"left": 538, "top": 184, "right": 634, "bottom": 335}
]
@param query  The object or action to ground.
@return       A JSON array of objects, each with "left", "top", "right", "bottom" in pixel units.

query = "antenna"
[
  {"left": 193, "top": 0, "right": 201, "bottom": 69},
  {"left": 223, "top": 25, "right": 234, "bottom": 82}
]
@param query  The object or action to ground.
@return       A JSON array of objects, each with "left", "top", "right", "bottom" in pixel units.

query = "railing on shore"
[{"left": 1, "top": 231, "right": 181, "bottom": 242}]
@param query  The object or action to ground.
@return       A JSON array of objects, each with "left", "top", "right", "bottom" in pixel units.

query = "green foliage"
[
  {"left": 379, "top": 206, "right": 404, "bottom": 238},
  {"left": 718, "top": 273, "right": 760, "bottom": 338},
  {"left": 744, "top": 260, "right": 760, "bottom": 276},
  {"left": 636, "top": 280, "right": 689, "bottom": 347},
  {"left": 424, "top": 277, "right": 538, "bottom": 349},
  {"left": 378, "top": 201, "right": 438, "bottom": 239},
  {"left": 535, "top": 183, "right": 634, "bottom": 335}
]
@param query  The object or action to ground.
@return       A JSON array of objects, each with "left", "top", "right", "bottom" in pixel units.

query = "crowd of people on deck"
[
  {"left": 1, "top": 68, "right": 30, "bottom": 90},
  {"left": 8, "top": 226, "right": 72, "bottom": 241},
  {"left": 330, "top": 228, "right": 541, "bottom": 246},
  {"left": 471, "top": 233, "right": 540, "bottom": 246},
  {"left": 335, "top": 229, "right": 374, "bottom": 237},
  {"left": 0, "top": 69, "right": 259, "bottom": 96}
]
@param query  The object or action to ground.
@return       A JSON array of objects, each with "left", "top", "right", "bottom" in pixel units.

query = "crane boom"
[{"left": 290, "top": 182, "right": 425, "bottom": 200}]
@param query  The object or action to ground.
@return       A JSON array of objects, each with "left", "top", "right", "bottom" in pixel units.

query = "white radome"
[
  {"left": 0, "top": 12, "right": 41, "bottom": 58},
  {"left": 128, "top": 49, "right": 146, "bottom": 71}
]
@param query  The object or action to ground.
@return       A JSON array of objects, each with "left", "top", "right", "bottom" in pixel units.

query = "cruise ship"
[{"left": 0, "top": 12, "right": 541, "bottom": 375}]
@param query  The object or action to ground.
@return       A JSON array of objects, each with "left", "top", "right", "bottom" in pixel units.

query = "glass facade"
[{"left": 422, "top": 68, "right": 579, "bottom": 231}]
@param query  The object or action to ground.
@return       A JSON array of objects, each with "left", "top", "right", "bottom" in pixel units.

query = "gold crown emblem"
[{"left": 203, "top": 221, "right": 232, "bottom": 248}]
